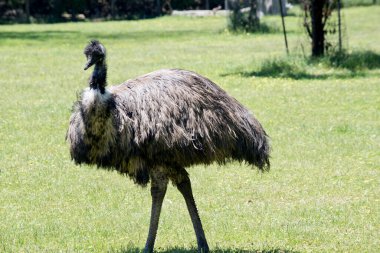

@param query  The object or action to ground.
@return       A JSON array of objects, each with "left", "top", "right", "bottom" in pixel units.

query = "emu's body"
[{"left": 67, "top": 41, "right": 270, "bottom": 252}]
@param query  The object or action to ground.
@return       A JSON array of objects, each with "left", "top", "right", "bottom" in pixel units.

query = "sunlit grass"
[{"left": 0, "top": 5, "right": 379, "bottom": 253}]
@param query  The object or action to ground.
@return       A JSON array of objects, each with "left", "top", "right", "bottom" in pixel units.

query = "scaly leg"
[
  {"left": 176, "top": 173, "right": 209, "bottom": 253},
  {"left": 144, "top": 169, "right": 168, "bottom": 253}
]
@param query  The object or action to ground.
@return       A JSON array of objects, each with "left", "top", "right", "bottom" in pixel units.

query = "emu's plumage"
[
  {"left": 68, "top": 68, "right": 270, "bottom": 183},
  {"left": 67, "top": 40, "right": 270, "bottom": 253}
]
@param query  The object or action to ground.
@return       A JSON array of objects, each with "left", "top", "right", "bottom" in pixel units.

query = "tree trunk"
[
  {"left": 156, "top": 0, "right": 161, "bottom": 15},
  {"left": 205, "top": 0, "right": 210, "bottom": 10},
  {"left": 53, "top": 0, "right": 63, "bottom": 20},
  {"left": 111, "top": 0, "right": 116, "bottom": 19},
  {"left": 311, "top": 0, "right": 326, "bottom": 57},
  {"left": 248, "top": 0, "right": 260, "bottom": 30},
  {"left": 25, "top": 0, "right": 30, "bottom": 23}
]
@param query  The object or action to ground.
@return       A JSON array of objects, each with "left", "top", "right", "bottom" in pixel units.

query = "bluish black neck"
[{"left": 89, "top": 60, "right": 107, "bottom": 94}]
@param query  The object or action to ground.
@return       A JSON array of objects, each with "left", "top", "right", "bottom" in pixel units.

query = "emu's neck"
[{"left": 89, "top": 60, "right": 107, "bottom": 94}]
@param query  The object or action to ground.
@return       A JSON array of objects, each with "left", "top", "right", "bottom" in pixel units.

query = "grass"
[
  {"left": 343, "top": 0, "right": 380, "bottom": 7},
  {"left": 0, "top": 5, "right": 379, "bottom": 253},
  {"left": 225, "top": 50, "right": 380, "bottom": 79}
]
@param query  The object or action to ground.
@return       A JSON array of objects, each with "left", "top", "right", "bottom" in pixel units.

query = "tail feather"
[{"left": 232, "top": 115, "right": 271, "bottom": 171}]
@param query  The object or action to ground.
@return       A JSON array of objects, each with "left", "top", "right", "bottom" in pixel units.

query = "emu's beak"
[{"left": 84, "top": 57, "right": 95, "bottom": 70}]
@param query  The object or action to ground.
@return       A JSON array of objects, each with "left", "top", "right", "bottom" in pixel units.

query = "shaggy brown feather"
[{"left": 67, "top": 68, "right": 270, "bottom": 185}]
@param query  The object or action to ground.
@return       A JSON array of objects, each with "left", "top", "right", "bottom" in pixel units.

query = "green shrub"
[
  {"left": 228, "top": 0, "right": 271, "bottom": 33},
  {"left": 326, "top": 50, "right": 380, "bottom": 70}
]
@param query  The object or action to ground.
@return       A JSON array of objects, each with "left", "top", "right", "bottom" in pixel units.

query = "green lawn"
[{"left": 1, "top": 6, "right": 379, "bottom": 253}]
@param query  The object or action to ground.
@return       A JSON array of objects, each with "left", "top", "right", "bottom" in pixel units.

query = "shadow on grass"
[
  {"left": 91, "top": 29, "right": 212, "bottom": 41},
  {"left": 112, "top": 246, "right": 300, "bottom": 253},
  {"left": 0, "top": 29, "right": 212, "bottom": 42},
  {"left": 228, "top": 22, "right": 280, "bottom": 34},
  {"left": 223, "top": 50, "right": 380, "bottom": 80},
  {"left": 225, "top": 64, "right": 366, "bottom": 80},
  {"left": 326, "top": 50, "right": 380, "bottom": 71},
  {"left": 0, "top": 30, "right": 81, "bottom": 41}
]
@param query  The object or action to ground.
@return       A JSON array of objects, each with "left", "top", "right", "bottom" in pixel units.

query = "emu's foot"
[
  {"left": 143, "top": 246, "right": 153, "bottom": 253},
  {"left": 198, "top": 243, "right": 209, "bottom": 253}
]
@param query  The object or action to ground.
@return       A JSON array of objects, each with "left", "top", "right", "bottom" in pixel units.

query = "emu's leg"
[
  {"left": 176, "top": 173, "right": 209, "bottom": 253},
  {"left": 144, "top": 169, "right": 169, "bottom": 253}
]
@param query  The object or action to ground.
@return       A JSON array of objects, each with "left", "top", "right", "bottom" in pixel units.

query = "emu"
[{"left": 67, "top": 40, "right": 270, "bottom": 253}]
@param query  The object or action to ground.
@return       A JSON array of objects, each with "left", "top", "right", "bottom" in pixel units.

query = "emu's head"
[{"left": 83, "top": 40, "right": 106, "bottom": 70}]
